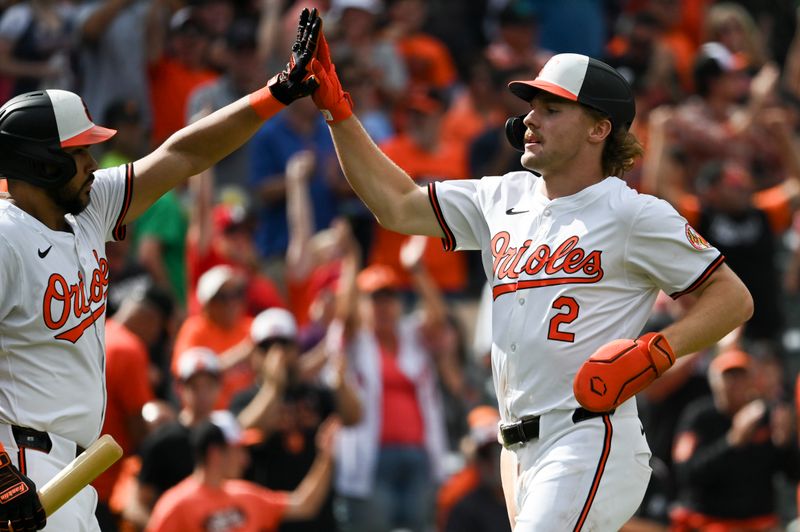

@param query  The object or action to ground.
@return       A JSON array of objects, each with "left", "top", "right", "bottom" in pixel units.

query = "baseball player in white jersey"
[
  {"left": 308, "top": 33, "right": 754, "bottom": 531},
  {"left": 0, "top": 10, "right": 323, "bottom": 531}
]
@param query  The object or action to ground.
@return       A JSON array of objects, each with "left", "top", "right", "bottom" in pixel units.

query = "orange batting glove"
[
  {"left": 573, "top": 332, "right": 675, "bottom": 412},
  {"left": 309, "top": 32, "right": 353, "bottom": 123}
]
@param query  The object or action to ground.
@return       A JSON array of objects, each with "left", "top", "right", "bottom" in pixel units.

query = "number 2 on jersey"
[{"left": 548, "top": 296, "right": 579, "bottom": 342}]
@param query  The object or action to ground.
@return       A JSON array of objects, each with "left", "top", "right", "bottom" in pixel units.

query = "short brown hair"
[{"left": 585, "top": 107, "right": 644, "bottom": 177}]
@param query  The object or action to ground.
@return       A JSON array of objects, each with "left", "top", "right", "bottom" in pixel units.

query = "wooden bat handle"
[{"left": 37, "top": 434, "right": 123, "bottom": 517}]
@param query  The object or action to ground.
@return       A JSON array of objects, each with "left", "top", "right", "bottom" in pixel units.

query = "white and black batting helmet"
[
  {"left": 505, "top": 53, "right": 636, "bottom": 151},
  {"left": 0, "top": 90, "right": 116, "bottom": 188}
]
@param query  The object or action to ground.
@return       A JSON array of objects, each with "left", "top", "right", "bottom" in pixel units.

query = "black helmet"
[
  {"left": 505, "top": 53, "right": 635, "bottom": 151},
  {"left": 0, "top": 90, "right": 116, "bottom": 188}
]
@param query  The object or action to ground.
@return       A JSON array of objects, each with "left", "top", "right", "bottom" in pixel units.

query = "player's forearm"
[
  {"left": 660, "top": 265, "right": 753, "bottom": 358},
  {"left": 328, "top": 116, "right": 441, "bottom": 237},
  {"left": 165, "top": 98, "right": 266, "bottom": 178}
]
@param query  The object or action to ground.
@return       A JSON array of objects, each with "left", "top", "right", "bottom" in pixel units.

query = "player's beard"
[{"left": 46, "top": 174, "right": 92, "bottom": 215}]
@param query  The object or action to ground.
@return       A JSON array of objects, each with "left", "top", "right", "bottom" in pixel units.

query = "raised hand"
[
  {"left": 309, "top": 31, "right": 354, "bottom": 123},
  {"left": 267, "top": 8, "right": 322, "bottom": 105}
]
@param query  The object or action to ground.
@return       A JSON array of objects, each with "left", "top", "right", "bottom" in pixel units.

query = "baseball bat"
[{"left": 37, "top": 434, "right": 123, "bottom": 517}]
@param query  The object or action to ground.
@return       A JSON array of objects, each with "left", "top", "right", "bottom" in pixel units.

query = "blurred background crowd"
[{"left": 2, "top": 0, "right": 800, "bottom": 530}]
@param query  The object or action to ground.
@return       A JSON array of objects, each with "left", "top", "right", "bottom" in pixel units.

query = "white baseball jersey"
[
  {"left": 429, "top": 172, "right": 723, "bottom": 423},
  {"left": 0, "top": 164, "right": 133, "bottom": 448}
]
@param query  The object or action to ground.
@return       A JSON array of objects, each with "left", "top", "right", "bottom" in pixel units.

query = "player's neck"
[
  {"left": 539, "top": 169, "right": 606, "bottom": 200},
  {"left": 6, "top": 185, "right": 70, "bottom": 231}
]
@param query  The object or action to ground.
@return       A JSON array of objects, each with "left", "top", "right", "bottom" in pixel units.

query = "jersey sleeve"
[
  {"left": 427, "top": 179, "right": 489, "bottom": 251},
  {"left": 84, "top": 163, "right": 134, "bottom": 242},
  {"left": 626, "top": 196, "right": 724, "bottom": 299}
]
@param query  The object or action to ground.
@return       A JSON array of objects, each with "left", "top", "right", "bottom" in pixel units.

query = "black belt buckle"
[
  {"left": 11, "top": 426, "right": 52, "bottom": 454},
  {"left": 500, "top": 415, "right": 540, "bottom": 448}
]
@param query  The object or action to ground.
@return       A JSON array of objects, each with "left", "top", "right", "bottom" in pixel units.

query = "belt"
[
  {"left": 499, "top": 407, "right": 615, "bottom": 448},
  {"left": 11, "top": 425, "right": 85, "bottom": 457}
]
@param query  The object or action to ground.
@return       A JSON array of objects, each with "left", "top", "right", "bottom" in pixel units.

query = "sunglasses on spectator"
[{"left": 257, "top": 337, "right": 297, "bottom": 351}]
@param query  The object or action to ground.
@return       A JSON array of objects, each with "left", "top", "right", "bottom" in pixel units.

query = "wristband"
[{"left": 249, "top": 86, "right": 284, "bottom": 120}]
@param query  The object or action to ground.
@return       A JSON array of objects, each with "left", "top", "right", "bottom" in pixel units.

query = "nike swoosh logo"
[
  {"left": 505, "top": 208, "right": 529, "bottom": 215},
  {"left": 38, "top": 245, "right": 52, "bottom": 258}
]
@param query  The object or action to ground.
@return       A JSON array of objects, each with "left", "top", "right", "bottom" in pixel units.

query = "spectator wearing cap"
[
  {"left": 173, "top": 265, "right": 256, "bottom": 410},
  {"left": 333, "top": 239, "right": 449, "bottom": 532},
  {"left": 147, "top": 6, "right": 218, "bottom": 148},
  {"left": 369, "top": 88, "right": 469, "bottom": 295},
  {"left": 186, "top": 17, "right": 268, "bottom": 195},
  {"left": 670, "top": 348, "right": 800, "bottom": 531},
  {"left": 124, "top": 347, "right": 225, "bottom": 529},
  {"left": 440, "top": 406, "right": 510, "bottom": 532},
  {"left": 186, "top": 159, "right": 286, "bottom": 316},
  {"left": 96, "top": 283, "right": 174, "bottom": 530},
  {"left": 229, "top": 307, "right": 361, "bottom": 532},
  {"left": 146, "top": 411, "right": 339, "bottom": 532},
  {"left": 99, "top": 98, "right": 149, "bottom": 168},
  {"left": 383, "top": 0, "right": 458, "bottom": 94}
]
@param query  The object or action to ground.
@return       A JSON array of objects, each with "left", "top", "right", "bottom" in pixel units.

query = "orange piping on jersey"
[
  {"left": 427, "top": 183, "right": 456, "bottom": 251},
  {"left": 112, "top": 163, "right": 134, "bottom": 241},
  {"left": 493, "top": 275, "right": 604, "bottom": 300},
  {"left": 573, "top": 414, "right": 613, "bottom": 531},
  {"left": 669, "top": 253, "right": 724, "bottom": 299}
]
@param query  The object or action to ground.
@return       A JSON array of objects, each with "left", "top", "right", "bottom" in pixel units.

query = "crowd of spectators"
[{"left": 3, "top": 0, "right": 800, "bottom": 530}]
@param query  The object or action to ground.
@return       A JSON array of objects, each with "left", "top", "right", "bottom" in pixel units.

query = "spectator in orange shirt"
[
  {"left": 371, "top": 90, "right": 469, "bottom": 294},
  {"left": 146, "top": 410, "right": 338, "bottom": 532},
  {"left": 186, "top": 164, "right": 285, "bottom": 316},
  {"left": 148, "top": 7, "right": 219, "bottom": 147},
  {"left": 98, "top": 284, "right": 172, "bottom": 531},
  {"left": 173, "top": 265, "right": 255, "bottom": 409},
  {"left": 383, "top": 0, "right": 457, "bottom": 93},
  {"left": 124, "top": 347, "right": 225, "bottom": 529}
]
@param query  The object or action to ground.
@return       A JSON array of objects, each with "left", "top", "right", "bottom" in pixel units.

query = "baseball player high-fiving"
[
  {"left": 309, "top": 28, "right": 753, "bottom": 531},
  {"left": 0, "top": 9, "right": 323, "bottom": 531}
]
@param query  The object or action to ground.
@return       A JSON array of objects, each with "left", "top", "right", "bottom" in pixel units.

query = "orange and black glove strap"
[{"left": 0, "top": 451, "right": 46, "bottom": 532}]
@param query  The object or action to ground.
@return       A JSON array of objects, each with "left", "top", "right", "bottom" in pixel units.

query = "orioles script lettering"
[
  {"left": 43, "top": 249, "right": 109, "bottom": 343},
  {"left": 491, "top": 232, "right": 604, "bottom": 298}
]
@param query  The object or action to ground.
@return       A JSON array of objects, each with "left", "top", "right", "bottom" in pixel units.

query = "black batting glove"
[
  {"left": 268, "top": 7, "right": 322, "bottom": 105},
  {"left": 0, "top": 451, "right": 46, "bottom": 531}
]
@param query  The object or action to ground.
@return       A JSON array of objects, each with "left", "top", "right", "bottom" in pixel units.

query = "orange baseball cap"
[
  {"left": 710, "top": 349, "right": 751, "bottom": 374},
  {"left": 357, "top": 264, "right": 402, "bottom": 293}
]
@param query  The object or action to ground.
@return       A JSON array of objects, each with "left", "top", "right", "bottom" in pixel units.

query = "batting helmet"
[
  {"left": 0, "top": 90, "right": 116, "bottom": 188},
  {"left": 505, "top": 53, "right": 635, "bottom": 151}
]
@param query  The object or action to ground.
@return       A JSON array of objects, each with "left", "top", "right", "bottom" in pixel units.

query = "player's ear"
[{"left": 587, "top": 116, "right": 612, "bottom": 144}]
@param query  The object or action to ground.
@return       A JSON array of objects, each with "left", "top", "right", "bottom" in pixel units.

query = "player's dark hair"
[
  {"left": 585, "top": 107, "right": 644, "bottom": 177},
  {"left": 190, "top": 421, "right": 227, "bottom": 465}
]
